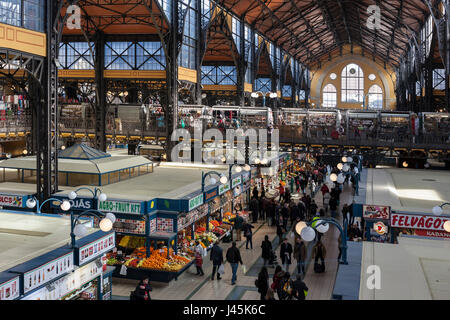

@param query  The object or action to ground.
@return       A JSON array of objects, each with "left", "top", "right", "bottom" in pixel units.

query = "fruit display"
[{"left": 118, "top": 236, "right": 146, "bottom": 249}]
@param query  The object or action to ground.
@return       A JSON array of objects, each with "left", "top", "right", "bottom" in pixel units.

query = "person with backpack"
[
  {"left": 210, "top": 240, "right": 224, "bottom": 280},
  {"left": 280, "top": 238, "right": 293, "bottom": 273},
  {"left": 131, "top": 278, "right": 152, "bottom": 300},
  {"left": 313, "top": 240, "right": 327, "bottom": 273},
  {"left": 292, "top": 274, "right": 309, "bottom": 300},
  {"left": 279, "top": 272, "right": 294, "bottom": 300},
  {"left": 242, "top": 221, "right": 255, "bottom": 250},
  {"left": 226, "top": 241, "right": 243, "bottom": 285},
  {"left": 323, "top": 191, "right": 331, "bottom": 213},
  {"left": 261, "top": 235, "right": 273, "bottom": 267},
  {"left": 230, "top": 214, "right": 244, "bottom": 241},
  {"left": 255, "top": 267, "right": 269, "bottom": 300}
]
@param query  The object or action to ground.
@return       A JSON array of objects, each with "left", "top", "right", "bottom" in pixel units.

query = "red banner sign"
[
  {"left": 391, "top": 213, "right": 450, "bottom": 232},
  {"left": 363, "top": 205, "right": 390, "bottom": 220}
]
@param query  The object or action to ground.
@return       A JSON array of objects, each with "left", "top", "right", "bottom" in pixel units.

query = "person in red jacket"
[{"left": 320, "top": 183, "right": 329, "bottom": 197}]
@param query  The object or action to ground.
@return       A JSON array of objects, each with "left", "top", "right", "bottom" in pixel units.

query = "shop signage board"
[
  {"left": 52, "top": 197, "right": 93, "bottom": 210},
  {"left": 242, "top": 172, "right": 250, "bottom": 182},
  {"left": 0, "top": 274, "right": 20, "bottom": 300},
  {"left": 77, "top": 233, "right": 115, "bottom": 266},
  {"left": 204, "top": 187, "right": 218, "bottom": 203},
  {"left": 59, "top": 259, "right": 102, "bottom": 298},
  {"left": 98, "top": 200, "right": 142, "bottom": 215},
  {"left": 0, "top": 194, "right": 25, "bottom": 208},
  {"left": 232, "top": 176, "right": 242, "bottom": 188},
  {"left": 219, "top": 182, "right": 230, "bottom": 195},
  {"left": 188, "top": 194, "right": 203, "bottom": 211},
  {"left": 390, "top": 213, "right": 450, "bottom": 232},
  {"left": 21, "top": 282, "right": 61, "bottom": 300},
  {"left": 397, "top": 228, "right": 450, "bottom": 240},
  {"left": 363, "top": 205, "right": 391, "bottom": 221},
  {"left": 23, "top": 252, "right": 74, "bottom": 294},
  {"left": 112, "top": 218, "right": 145, "bottom": 235}
]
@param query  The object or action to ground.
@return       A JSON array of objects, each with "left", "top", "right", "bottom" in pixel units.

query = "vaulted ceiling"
[{"left": 216, "top": 0, "right": 439, "bottom": 68}]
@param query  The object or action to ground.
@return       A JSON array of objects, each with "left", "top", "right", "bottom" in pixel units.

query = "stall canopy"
[{"left": 0, "top": 143, "right": 153, "bottom": 186}]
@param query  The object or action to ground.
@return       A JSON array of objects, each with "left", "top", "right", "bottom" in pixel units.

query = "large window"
[
  {"left": 0, "top": 0, "right": 44, "bottom": 31},
  {"left": 104, "top": 42, "right": 165, "bottom": 70},
  {"left": 178, "top": 2, "right": 197, "bottom": 70},
  {"left": 282, "top": 85, "right": 291, "bottom": 98},
  {"left": 244, "top": 24, "right": 253, "bottom": 84},
  {"left": 299, "top": 90, "right": 306, "bottom": 100},
  {"left": 433, "top": 69, "right": 446, "bottom": 90},
  {"left": 105, "top": 42, "right": 134, "bottom": 70},
  {"left": 231, "top": 15, "right": 241, "bottom": 54},
  {"left": 136, "top": 42, "right": 165, "bottom": 70},
  {"left": 323, "top": 84, "right": 337, "bottom": 108},
  {"left": 59, "top": 42, "right": 95, "bottom": 69},
  {"left": 420, "top": 15, "right": 433, "bottom": 61},
  {"left": 255, "top": 78, "right": 271, "bottom": 92},
  {"left": 368, "top": 85, "right": 383, "bottom": 109},
  {"left": 341, "top": 63, "right": 364, "bottom": 103},
  {"left": 201, "top": 65, "right": 237, "bottom": 85}
]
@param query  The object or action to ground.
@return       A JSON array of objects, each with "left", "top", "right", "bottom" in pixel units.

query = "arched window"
[
  {"left": 323, "top": 84, "right": 337, "bottom": 108},
  {"left": 341, "top": 63, "right": 364, "bottom": 103},
  {"left": 368, "top": 85, "right": 383, "bottom": 109}
]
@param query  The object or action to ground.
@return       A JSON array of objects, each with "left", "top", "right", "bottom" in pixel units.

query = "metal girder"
[
  {"left": 336, "top": 0, "right": 351, "bottom": 44},
  {"left": 314, "top": 0, "right": 341, "bottom": 48}
]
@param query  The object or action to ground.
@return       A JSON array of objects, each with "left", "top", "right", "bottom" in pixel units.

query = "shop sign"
[
  {"left": 0, "top": 195, "right": 24, "bottom": 208},
  {"left": 112, "top": 218, "right": 145, "bottom": 235},
  {"left": 59, "top": 259, "right": 102, "bottom": 298},
  {"left": 391, "top": 213, "right": 450, "bottom": 232},
  {"left": 0, "top": 276, "right": 19, "bottom": 300},
  {"left": 98, "top": 200, "right": 141, "bottom": 214},
  {"left": 188, "top": 194, "right": 203, "bottom": 211},
  {"left": 204, "top": 188, "right": 218, "bottom": 202},
  {"left": 242, "top": 172, "right": 250, "bottom": 182},
  {"left": 219, "top": 182, "right": 230, "bottom": 195},
  {"left": 78, "top": 233, "right": 115, "bottom": 266},
  {"left": 232, "top": 176, "right": 242, "bottom": 188},
  {"left": 373, "top": 221, "right": 388, "bottom": 235},
  {"left": 53, "top": 197, "right": 93, "bottom": 210},
  {"left": 23, "top": 252, "right": 74, "bottom": 294},
  {"left": 363, "top": 205, "right": 390, "bottom": 221},
  {"left": 21, "top": 282, "right": 60, "bottom": 300},
  {"left": 233, "top": 185, "right": 242, "bottom": 197},
  {"left": 397, "top": 228, "right": 450, "bottom": 240}
]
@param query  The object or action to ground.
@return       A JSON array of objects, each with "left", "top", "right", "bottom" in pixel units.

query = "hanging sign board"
[
  {"left": 77, "top": 232, "right": 115, "bottom": 266},
  {"left": 188, "top": 194, "right": 203, "bottom": 212},
  {"left": 0, "top": 274, "right": 20, "bottom": 300},
  {"left": 363, "top": 205, "right": 391, "bottom": 221},
  {"left": 390, "top": 213, "right": 450, "bottom": 232},
  {"left": 219, "top": 182, "right": 230, "bottom": 195},
  {"left": 204, "top": 187, "right": 218, "bottom": 203},
  {"left": 98, "top": 200, "right": 142, "bottom": 214},
  {"left": 232, "top": 176, "right": 242, "bottom": 188},
  {"left": 0, "top": 194, "right": 25, "bottom": 208}
]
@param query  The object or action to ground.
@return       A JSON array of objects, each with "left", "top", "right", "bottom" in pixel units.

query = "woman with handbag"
[{"left": 194, "top": 241, "right": 204, "bottom": 276}]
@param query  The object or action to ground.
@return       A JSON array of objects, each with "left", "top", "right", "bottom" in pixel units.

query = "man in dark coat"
[
  {"left": 280, "top": 238, "right": 293, "bottom": 273},
  {"left": 249, "top": 196, "right": 259, "bottom": 223},
  {"left": 230, "top": 214, "right": 244, "bottom": 241},
  {"left": 329, "top": 197, "right": 338, "bottom": 218},
  {"left": 210, "top": 241, "right": 224, "bottom": 280},
  {"left": 131, "top": 278, "right": 152, "bottom": 300},
  {"left": 226, "top": 241, "right": 243, "bottom": 285},
  {"left": 261, "top": 235, "right": 273, "bottom": 266},
  {"left": 292, "top": 274, "right": 309, "bottom": 300}
]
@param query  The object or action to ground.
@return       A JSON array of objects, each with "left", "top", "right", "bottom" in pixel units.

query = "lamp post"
[
  {"left": 67, "top": 187, "right": 107, "bottom": 206},
  {"left": 251, "top": 91, "right": 278, "bottom": 108},
  {"left": 70, "top": 209, "right": 116, "bottom": 248},
  {"left": 26, "top": 197, "right": 71, "bottom": 214},
  {"left": 295, "top": 217, "right": 348, "bottom": 265},
  {"left": 201, "top": 171, "right": 228, "bottom": 193}
]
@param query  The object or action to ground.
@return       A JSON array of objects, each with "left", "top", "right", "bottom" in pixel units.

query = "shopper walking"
[
  {"left": 281, "top": 203, "right": 289, "bottom": 231},
  {"left": 278, "top": 183, "right": 285, "bottom": 202},
  {"left": 226, "top": 241, "right": 243, "bottom": 285},
  {"left": 249, "top": 196, "right": 259, "bottom": 223},
  {"left": 329, "top": 196, "right": 338, "bottom": 219},
  {"left": 210, "top": 241, "right": 224, "bottom": 280},
  {"left": 261, "top": 235, "right": 273, "bottom": 267},
  {"left": 255, "top": 267, "right": 269, "bottom": 300},
  {"left": 131, "top": 278, "right": 152, "bottom": 300},
  {"left": 271, "top": 265, "right": 285, "bottom": 299},
  {"left": 309, "top": 200, "right": 318, "bottom": 217},
  {"left": 230, "top": 214, "right": 244, "bottom": 241},
  {"left": 280, "top": 238, "right": 293, "bottom": 273},
  {"left": 292, "top": 274, "right": 309, "bottom": 300},
  {"left": 293, "top": 238, "right": 306, "bottom": 277},
  {"left": 194, "top": 241, "right": 204, "bottom": 276},
  {"left": 313, "top": 239, "right": 327, "bottom": 273},
  {"left": 279, "top": 272, "right": 294, "bottom": 300},
  {"left": 242, "top": 221, "right": 255, "bottom": 249}
]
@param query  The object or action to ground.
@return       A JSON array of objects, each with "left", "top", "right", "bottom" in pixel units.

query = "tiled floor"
[{"left": 112, "top": 182, "right": 355, "bottom": 300}]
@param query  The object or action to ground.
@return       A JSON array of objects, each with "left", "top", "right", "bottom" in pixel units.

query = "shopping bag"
[
  {"left": 242, "top": 264, "right": 247, "bottom": 274},
  {"left": 218, "top": 264, "right": 225, "bottom": 275},
  {"left": 120, "top": 264, "right": 127, "bottom": 276},
  {"left": 202, "top": 247, "right": 208, "bottom": 257}
]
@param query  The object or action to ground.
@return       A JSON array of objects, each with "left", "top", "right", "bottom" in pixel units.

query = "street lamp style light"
[
  {"left": 70, "top": 209, "right": 116, "bottom": 248},
  {"left": 432, "top": 203, "right": 450, "bottom": 216},
  {"left": 68, "top": 187, "right": 107, "bottom": 202},
  {"left": 251, "top": 91, "right": 278, "bottom": 108},
  {"left": 201, "top": 171, "right": 228, "bottom": 193},
  {"left": 26, "top": 197, "right": 71, "bottom": 214},
  {"left": 295, "top": 217, "right": 348, "bottom": 264}
]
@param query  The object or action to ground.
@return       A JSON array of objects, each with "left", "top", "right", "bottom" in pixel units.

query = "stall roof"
[
  {"left": 53, "top": 164, "right": 229, "bottom": 202},
  {"left": 361, "top": 168, "right": 450, "bottom": 214},
  {"left": 0, "top": 211, "right": 96, "bottom": 272},
  {"left": 59, "top": 143, "right": 110, "bottom": 160},
  {"left": 0, "top": 182, "right": 36, "bottom": 196},
  {"left": 359, "top": 237, "right": 450, "bottom": 300},
  {"left": 0, "top": 155, "right": 152, "bottom": 175}
]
